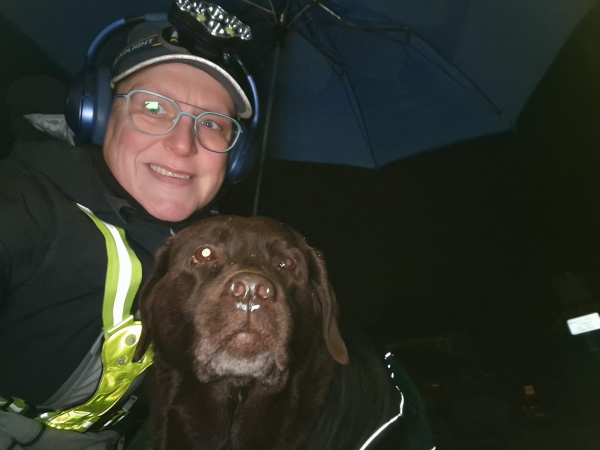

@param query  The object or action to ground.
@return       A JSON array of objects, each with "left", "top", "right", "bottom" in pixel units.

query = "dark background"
[{"left": 2, "top": 2, "right": 600, "bottom": 448}]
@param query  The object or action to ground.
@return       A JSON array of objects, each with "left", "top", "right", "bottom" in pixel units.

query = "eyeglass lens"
[{"left": 127, "top": 91, "right": 239, "bottom": 152}]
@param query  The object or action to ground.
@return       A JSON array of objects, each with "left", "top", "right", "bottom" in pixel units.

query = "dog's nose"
[{"left": 227, "top": 272, "right": 275, "bottom": 307}]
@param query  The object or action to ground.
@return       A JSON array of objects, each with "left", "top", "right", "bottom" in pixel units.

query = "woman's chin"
[{"left": 142, "top": 201, "right": 198, "bottom": 223}]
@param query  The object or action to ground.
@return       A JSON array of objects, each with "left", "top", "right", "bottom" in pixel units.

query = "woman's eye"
[
  {"left": 279, "top": 258, "right": 296, "bottom": 271},
  {"left": 192, "top": 247, "right": 216, "bottom": 265},
  {"left": 200, "top": 120, "right": 221, "bottom": 130},
  {"left": 144, "top": 101, "right": 167, "bottom": 115}
]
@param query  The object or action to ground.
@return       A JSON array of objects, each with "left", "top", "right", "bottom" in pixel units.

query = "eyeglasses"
[{"left": 113, "top": 90, "right": 242, "bottom": 153}]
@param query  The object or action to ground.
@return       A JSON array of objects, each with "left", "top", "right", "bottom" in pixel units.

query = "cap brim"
[{"left": 110, "top": 54, "right": 252, "bottom": 119}]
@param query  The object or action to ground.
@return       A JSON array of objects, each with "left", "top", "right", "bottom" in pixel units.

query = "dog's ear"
[
  {"left": 311, "top": 250, "right": 349, "bottom": 365},
  {"left": 133, "top": 241, "right": 172, "bottom": 362}
]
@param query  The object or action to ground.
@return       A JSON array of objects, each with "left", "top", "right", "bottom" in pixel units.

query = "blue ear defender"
[
  {"left": 225, "top": 57, "right": 259, "bottom": 185},
  {"left": 65, "top": 17, "right": 132, "bottom": 147},
  {"left": 66, "top": 66, "right": 113, "bottom": 146},
  {"left": 65, "top": 14, "right": 259, "bottom": 185}
]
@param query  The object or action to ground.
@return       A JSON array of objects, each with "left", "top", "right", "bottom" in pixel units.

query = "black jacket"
[
  {"left": 0, "top": 139, "right": 211, "bottom": 405},
  {"left": 303, "top": 338, "right": 435, "bottom": 450}
]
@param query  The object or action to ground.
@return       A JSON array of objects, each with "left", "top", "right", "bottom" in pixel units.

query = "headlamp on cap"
[
  {"left": 111, "top": 2, "right": 254, "bottom": 119},
  {"left": 172, "top": 0, "right": 252, "bottom": 44}
]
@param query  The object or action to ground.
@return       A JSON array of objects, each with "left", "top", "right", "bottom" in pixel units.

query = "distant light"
[
  {"left": 567, "top": 312, "right": 600, "bottom": 335},
  {"left": 524, "top": 385, "right": 535, "bottom": 396}
]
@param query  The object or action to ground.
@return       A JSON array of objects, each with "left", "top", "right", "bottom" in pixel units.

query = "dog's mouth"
[
  {"left": 223, "top": 330, "right": 266, "bottom": 357},
  {"left": 193, "top": 327, "right": 290, "bottom": 383},
  {"left": 212, "top": 350, "right": 273, "bottom": 374},
  {"left": 198, "top": 334, "right": 278, "bottom": 381}
]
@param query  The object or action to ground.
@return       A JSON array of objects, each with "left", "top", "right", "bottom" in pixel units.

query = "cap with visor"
[{"left": 111, "top": 7, "right": 252, "bottom": 119}]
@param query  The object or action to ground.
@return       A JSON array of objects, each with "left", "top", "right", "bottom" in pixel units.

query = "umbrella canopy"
[
  {"left": 1, "top": 0, "right": 596, "bottom": 167},
  {"left": 221, "top": 0, "right": 598, "bottom": 167}
]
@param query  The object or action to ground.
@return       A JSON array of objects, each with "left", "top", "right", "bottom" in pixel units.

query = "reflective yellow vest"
[{"left": 1, "top": 204, "right": 154, "bottom": 432}]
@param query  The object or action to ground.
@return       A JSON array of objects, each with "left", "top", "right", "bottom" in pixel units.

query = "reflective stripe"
[
  {"left": 359, "top": 353, "right": 406, "bottom": 450},
  {"left": 358, "top": 390, "right": 404, "bottom": 450},
  {"left": 76, "top": 204, "right": 142, "bottom": 333},
  {"left": 8, "top": 403, "right": 25, "bottom": 413},
  {"left": 0, "top": 397, "right": 29, "bottom": 415},
  {"left": 101, "top": 396, "right": 136, "bottom": 430},
  {"left": 105, "top": 223, "right": 133, "bottom": 327}
]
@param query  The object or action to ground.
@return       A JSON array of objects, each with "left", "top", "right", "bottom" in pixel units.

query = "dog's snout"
[{"left": 227, "top": 272, "right": 276, "bottom": 304}]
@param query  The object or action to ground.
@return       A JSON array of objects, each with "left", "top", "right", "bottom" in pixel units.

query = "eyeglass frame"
[{"left": 113, "top": 89, "right": 243, "bottom": 153}]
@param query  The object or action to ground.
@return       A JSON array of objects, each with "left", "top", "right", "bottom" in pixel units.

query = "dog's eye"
[
  {"left": 279, "top": 258, "right": 296, "bottom": 271},
  {"left": 192, "top": 247, "right": 215, "bottom": 265}
]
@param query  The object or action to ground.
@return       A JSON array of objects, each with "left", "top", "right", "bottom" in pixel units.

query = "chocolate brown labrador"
[{"left": 134, "top": 216, "right": 405, "bottom": 450}]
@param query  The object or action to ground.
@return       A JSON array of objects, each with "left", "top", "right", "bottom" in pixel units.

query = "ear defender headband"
[{"left": 65, "top": 2, "right": 259, "bottom": 185}]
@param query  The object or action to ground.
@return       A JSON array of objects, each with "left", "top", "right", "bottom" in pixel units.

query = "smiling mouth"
[{"left": 149, "top": 164, "right": 192, "bottom": 179}]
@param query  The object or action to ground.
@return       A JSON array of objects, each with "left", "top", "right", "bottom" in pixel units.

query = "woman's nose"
[{"left": 163, "top": 115, "right": 197, "bottom": 157}]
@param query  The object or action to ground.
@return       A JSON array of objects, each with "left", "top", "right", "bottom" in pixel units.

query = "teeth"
[{"left": 150, "top": 164, "right": 191, "bottom": 179}]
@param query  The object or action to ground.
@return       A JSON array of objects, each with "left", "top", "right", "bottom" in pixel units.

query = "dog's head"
[{"left": 135, "top": 216, "right": 348, "bottom": 388}]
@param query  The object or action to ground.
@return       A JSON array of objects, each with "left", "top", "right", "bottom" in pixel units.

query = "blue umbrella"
[
  {"left": 214, "top": 0, "right": 597, "bottom": 168},
  {"left": 1, "top": 0, "right": 596, "bottom": 168}
]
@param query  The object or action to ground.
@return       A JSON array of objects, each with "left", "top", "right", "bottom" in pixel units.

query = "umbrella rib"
[
  {"left": 304, "top": 18, "right": 510, "bottom": 128},
  {"left": 316, "top": 2, "right": 342, "bottom": 20},
  {"left": 339, "top": 71, "right": 378, "bottom": 167},
  {"left": 301, "top": 2, "right": 398, "bottom": 30},
  {"left": 294, "top": 2, "right": 411, "bottom": 40},
  {"left": 406, "top": 33, "right": 511, "bottom": 127},
  {"left": 288, "top": 3, "right": 314, "bottom": 29},
  {"left": 296, "top": 27, "right": 342, "bottom": 68},
  {"left": 289, "top": 9, "right": 411, "bottom": 46},
  {"left": 239, "top": 0, "right": 277, "bottom": 25},
  {"left": 240, "top": 0, "right": 276, "bottom": 16},
  {"left": 319, "top": 21, "right": 410, "bottom": 36},
  {"left": 296, "top": 29, "right": 378, "bottom": 167}
]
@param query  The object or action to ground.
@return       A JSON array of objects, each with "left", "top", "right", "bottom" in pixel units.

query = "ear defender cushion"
[
  {"left": 90, "top": 67, "right": 113, "bottom": 147},
  {"left": 65, "top": 66, "right": 112, "bottom": 146},
  {"left": 225, "top": 120, "right": 257, "bottom": 185},
  {"left": 224, "top": 71, "right": 259, "bottom": 185},
  {"left": 65, "top": 69, "right": 90, "bottom": 141}
]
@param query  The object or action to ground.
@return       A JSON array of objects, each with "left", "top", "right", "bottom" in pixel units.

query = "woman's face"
[{"left": 103, "top": 62, "right": 233, "bottom": 222}]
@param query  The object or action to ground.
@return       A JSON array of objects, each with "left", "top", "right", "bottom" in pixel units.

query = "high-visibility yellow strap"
[
  {"left": 3, "top": 205, "right": 153, "bottom": 432},
  {"left": 32, "top": 205, "right": 153, "bottom": 432},
  {"left": 76, "top": 204, "right": 142, "bottom": 334},
  {"left": 38, "top": 316, "right": 153, "bottom": 431}
]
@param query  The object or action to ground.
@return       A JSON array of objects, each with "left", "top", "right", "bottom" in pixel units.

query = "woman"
[{"left": 0, "top": 11, "right": 253, "bottom": 449}]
